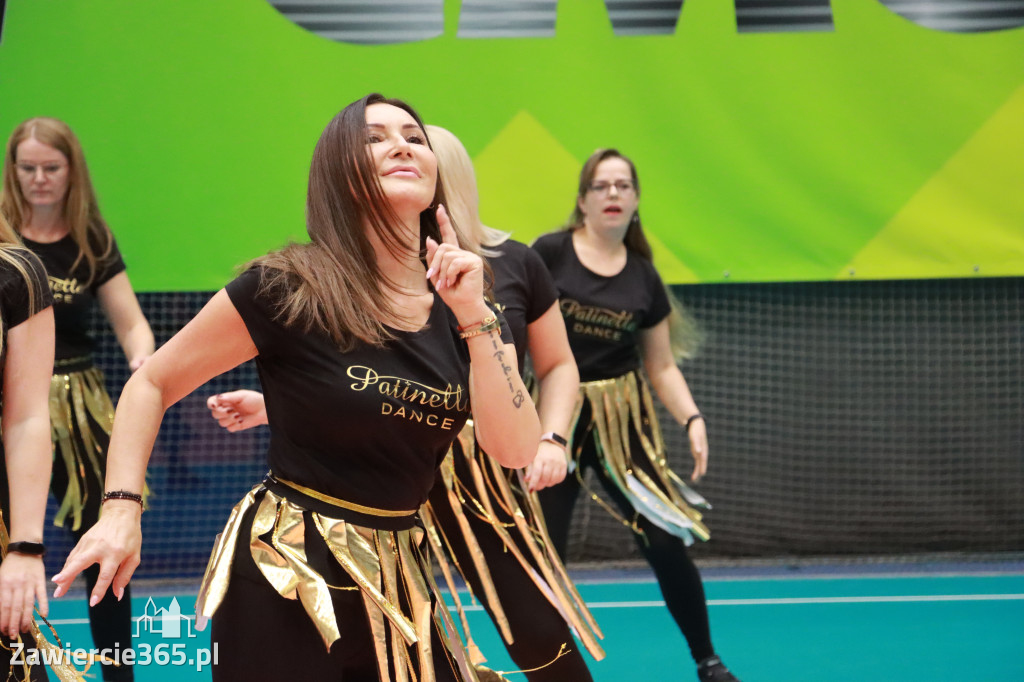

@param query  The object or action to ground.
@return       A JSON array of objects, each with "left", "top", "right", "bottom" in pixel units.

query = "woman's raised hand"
[{"left": 425, "top": 205, "right": 487, "bottom": 320}]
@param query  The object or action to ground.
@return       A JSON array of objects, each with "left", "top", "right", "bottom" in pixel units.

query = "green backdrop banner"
[{"left": 1, "top": 0, "right": 1021, "bottom": 290}]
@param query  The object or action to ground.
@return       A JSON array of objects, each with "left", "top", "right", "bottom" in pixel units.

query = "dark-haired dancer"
[
  {"left": 53, "top": 95, "right": 540, "bottom": 681},
  {"left": 534, "top": 149, "right": 741, "bottom": 682},
  {"left": 2, "top": 117, "right": 153, "bottom": 682},
  {"left": 208, "top": 124, "right": 602, "bottom": 681}
]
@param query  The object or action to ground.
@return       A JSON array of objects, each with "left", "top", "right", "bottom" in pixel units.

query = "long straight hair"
[
  {"left": 425, "top": 125, "right": 509, "bottom": 254},
  {"left": 255, "top": 94, "right": 472, "bottom": 350},
  {"left": 1, "top": 117, "right": 114, "bottom": 287},
  {"left": 565, "top": 148, "right": 702, "bottom": 360}
]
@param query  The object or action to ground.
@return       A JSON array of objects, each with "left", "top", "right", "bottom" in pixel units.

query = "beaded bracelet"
[
  {"left": 685, "top": 413, "right": 706, "bottom": 433},
  {"left": 102, "top": 490, "right": 145, "bottom": 508},
  {"left": 458, "top": 314, "right": 500, "bottom": 339}
]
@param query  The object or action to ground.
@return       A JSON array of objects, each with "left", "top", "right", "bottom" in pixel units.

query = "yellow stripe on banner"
[{"left": 841, "top": 83, "right": 1024, "bottom": 280}]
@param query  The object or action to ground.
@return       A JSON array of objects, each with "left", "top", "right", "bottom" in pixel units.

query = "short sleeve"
[
  {"left": 530, "top": 232, "right": 563, "bottom": 270},
  {"left": 94, "top": 234, "right": 127, "bottom": 287},
  {"left": 522, "top": 247, "right": 559, "bottom": 324},
  {"left": 224, "top": 267, "right": 289, "bottom": 358},
  {"left": 0, "top": 249, "right": 54, "bottom": 329},
  {"left": 640, "top": 263, "right": 671, "bottom": 329}
]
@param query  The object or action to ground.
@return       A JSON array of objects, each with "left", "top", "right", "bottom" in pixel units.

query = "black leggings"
[
  {"left": 210, "top": 503, "right": 462, "bottom": 682},
  {"left": 427, "top": 458, "right": 594, "bottom": 682},
  {"left": 537, "top": 404, "right": 715, "bottom": 664},
  {"left": 48, "top": 419, "right": 133, "bottom": 682}
]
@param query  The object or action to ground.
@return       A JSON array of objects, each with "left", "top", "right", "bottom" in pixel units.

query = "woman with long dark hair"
[
  {"left": 1, "top": 117, "right": 153, "bottom": 682},
  {"left": 207, "top": 124, "right": 602, "bottom": 681},
  {"left": 533, "top": 149, "right": 741, "bottom": 682},
  {"left": 51, "top": 95, "right": 540, "bottom": 681}
]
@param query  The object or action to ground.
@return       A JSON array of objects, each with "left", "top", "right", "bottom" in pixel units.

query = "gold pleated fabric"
[
  {"left": 420, "top": 424, "right": 605, "bottom": 667},
  {"left": 195, "top": 484, "right": 487, "bottom": 682},
  {"left": 0, "top": 516, "right": 99, "bottom": 681},
  {"left": 48, "top": 365, "right": 149, "bottom": 530},
  {"left": 572, "top": 371, "right": 712, "bottom": 545}
]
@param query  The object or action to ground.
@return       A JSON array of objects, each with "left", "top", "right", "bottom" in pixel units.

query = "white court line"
[
  {"left": 589, "top": 594, "right": 1024, "bottom": 608},
  {"left": 42, "top": 593, "right": 1024, "bottom": 624}
]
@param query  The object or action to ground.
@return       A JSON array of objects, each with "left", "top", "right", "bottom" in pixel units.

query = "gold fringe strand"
[{"left": 419, "top": 425, "right": 606, "bottom": 665}]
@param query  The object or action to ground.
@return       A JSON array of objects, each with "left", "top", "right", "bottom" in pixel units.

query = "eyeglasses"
[
  {"left": 588, "top": 180, "right": 635, "bottom": 196},
  {"left": 15, "top": 163, "right": 68, "bottom": 178}
]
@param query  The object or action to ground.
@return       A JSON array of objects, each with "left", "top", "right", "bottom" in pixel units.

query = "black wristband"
[
  {"left": 102, "top": 490, "right": 144, "bottom": 507},
  {"left": 6, "top": 541, "right": 46, "bottom": 557},
  {"left": 685, "top": 413, "right": 705, "bottom": 433},
  {"left": 540, "top": 431, "right": 568, "bottom": 448}
]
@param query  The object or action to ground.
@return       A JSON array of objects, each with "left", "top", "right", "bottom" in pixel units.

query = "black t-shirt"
[
  {"left": 0, "top": 247, "right": 54, "bottom": 515},
  {"left": 0, "top": 248, "right": 53, "bottom": 392},
  {"left": 21, "top": 233, "right": 126, "bottom": 361},
  {"left": 489, "top": 239, "right": 559, "bottom": 374},
  {"left": 226, "top": 267, "right": 511, "bottom": 517},
  {"left": 532, "top": 231, "right": 670, "bottom": 382}
]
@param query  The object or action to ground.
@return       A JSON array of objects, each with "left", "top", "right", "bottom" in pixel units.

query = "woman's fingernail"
[
  {"left": 425, "top": 268, "right": 435, "bottom": 279},
  {"left": 89, "top": 595, "right": 100, "bottom": 607},
  {"left": 117, "top": 587, "right": 125, "bottom": 601}
]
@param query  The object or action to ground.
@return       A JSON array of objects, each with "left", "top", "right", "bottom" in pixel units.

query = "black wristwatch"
[{"left": 6, "top": 541, "right": 46, "bottom": 557}]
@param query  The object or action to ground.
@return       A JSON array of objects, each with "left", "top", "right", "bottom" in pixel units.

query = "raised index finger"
[{"left": 436, "top": 204, "right": 458, "bottom": 247}]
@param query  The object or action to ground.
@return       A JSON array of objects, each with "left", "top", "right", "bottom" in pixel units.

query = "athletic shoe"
[{"left": 697, "top": 655, "right": 741, "bottom": 682}]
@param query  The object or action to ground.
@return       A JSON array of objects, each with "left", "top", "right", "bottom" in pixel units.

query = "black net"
[
  {"left": 41, "top": 277, "right": 1024, "bottom": 579},
  {"left": 567, "top": 277, "right": 1024, "bottom": 563}
]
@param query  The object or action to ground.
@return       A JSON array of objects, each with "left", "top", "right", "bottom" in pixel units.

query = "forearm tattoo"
[{"left": 490, "top": 332, "right": 525, "bottom": 408}]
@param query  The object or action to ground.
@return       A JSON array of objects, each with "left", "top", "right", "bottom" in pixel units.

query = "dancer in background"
[
  {"left": 208, "top": 124, "right": 601, "bottom": 681},
  {"left": 533, "top": 148, "right": 741, "bottom": 682},
  {"left": 53, "top": 94, "right": 540, "bottom": 681},
  {"left": 1, "top": 117, "right": 153, "bottom": 682}
]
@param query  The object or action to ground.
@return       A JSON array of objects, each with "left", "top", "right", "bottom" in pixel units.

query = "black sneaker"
[{"left": 697, "top": 655, "right": 741, "bottom": 682}]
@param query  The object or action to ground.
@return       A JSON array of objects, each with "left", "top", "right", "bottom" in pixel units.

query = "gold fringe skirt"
[
  {"left": 571, "top": 371, "right": 712, "bottom": 545},
  {"left": 195, "top": 479, "right": 487, "bottom": 682},
  {"left": 420, "top": 425, "right": 605, "bottom": 668},
  {"left": 48, "top": 362, "right": 150, "bottom": 530},
  {"left": 48, "top": 363, "right": 112, "bottom": 531},
  {"left": 0, "top": 517, "right": 97, "bottom": 681}
]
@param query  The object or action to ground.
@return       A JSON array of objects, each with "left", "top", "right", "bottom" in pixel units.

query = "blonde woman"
[
  {"left": 208, "top": 125, "right": 601, "bottom": 681},
  {"left": 533, "top": 149, "right": 741, "bottom": 682},
  {"left": 54, "top": 95, "right": 540, "bottom": 681},
  {"left": 1, "top": 118, "right": 153, "bottom": 682}
]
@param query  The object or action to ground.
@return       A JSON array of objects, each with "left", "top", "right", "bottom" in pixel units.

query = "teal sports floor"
[{"left": 39, "top": 563, "right": 1024, "bottom": 681}]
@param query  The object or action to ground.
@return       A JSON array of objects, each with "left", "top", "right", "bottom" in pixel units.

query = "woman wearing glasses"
[
  {"left": 1, "top": 118, "right": 153, "bottom": 682},
  {"left": 532, "top": 149, "right": 741, "bottom": 682}
]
